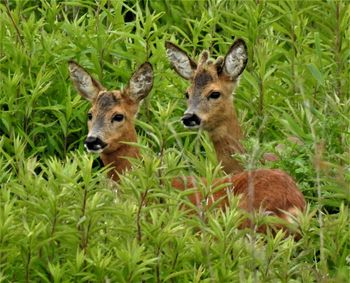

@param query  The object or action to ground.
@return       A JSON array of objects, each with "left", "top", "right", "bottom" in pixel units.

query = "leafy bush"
[{"left": 0, "top": 0, "right": 349, "bottom": 281}]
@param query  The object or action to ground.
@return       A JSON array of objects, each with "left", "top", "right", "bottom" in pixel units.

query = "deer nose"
[
  {"left": 182, "top": 113, "right": 201, "bottom": 128},
  {"left": 84, "top": 136, "right": 107, "bottom": 152}
]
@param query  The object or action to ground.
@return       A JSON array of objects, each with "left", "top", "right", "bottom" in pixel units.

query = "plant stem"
[
  {"left": 2, "top": 0, "right": 24, "bottom": 47},
  {"left": 136, "top": 189, "right": 149, "bottom": 243},
  {"left": 335, "top": 1, "right": 341, "bottom": 97}
]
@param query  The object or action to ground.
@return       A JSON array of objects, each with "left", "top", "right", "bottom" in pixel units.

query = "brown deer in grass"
[
  {"left": 166, "top": 39, "right": 306, "bottom": 233},
  {"left": 68, "top": 61, "right": 153, "bottom": 181}
]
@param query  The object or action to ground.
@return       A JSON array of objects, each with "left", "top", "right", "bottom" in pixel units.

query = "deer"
[
  {"left": 68, "top": 61, "right": 153, "bottom": 181},
  {"left": 165, "top": 39, "right": 306, "bottom": 234}
]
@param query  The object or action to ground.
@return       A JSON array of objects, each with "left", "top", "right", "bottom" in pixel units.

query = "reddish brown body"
[{"left": 172, "top": 169, "right": 306, "bottom": 232}]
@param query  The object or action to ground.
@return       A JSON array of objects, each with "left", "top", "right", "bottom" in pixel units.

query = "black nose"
[
  {"left": 84, "top": 136, "right": 107, "bottom": 152},
  {"left": 182, "top": 113, "right": 201, "bottom": 127}
]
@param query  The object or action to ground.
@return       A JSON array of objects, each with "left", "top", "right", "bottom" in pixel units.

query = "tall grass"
[{"left": 0, "top": 0, "right": 349, "bottom": 281}]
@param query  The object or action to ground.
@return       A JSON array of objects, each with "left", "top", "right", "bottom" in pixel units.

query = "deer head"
[
  {"left": 68, "top": 61, "right": 153, "bottom": 154},
  {"left": 165, "top": 39, "right": 247, "bottom": 131}
]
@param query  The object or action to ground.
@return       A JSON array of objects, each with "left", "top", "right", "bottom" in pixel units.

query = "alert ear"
[
  {"left": 165, "top": 41, "right": 197, "bottom": 80},
  {"left": 68, "top": 60, "right": 105, "bottom": 102},
  {"left": 222, "top": 39, "right": 248, "bottom": 80},
  {"left": 127, "top": 62, "right": 153, "bottom": 102}
]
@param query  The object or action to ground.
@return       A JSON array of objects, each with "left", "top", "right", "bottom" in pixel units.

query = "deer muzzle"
[
  {"left": 84, "top": 136, "right": 107, "bottom": 153},
  {"left": 182, "top": 112, "right": 201, "bottom": 128}
]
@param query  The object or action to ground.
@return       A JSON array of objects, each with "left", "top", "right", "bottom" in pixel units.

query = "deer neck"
[
  {"left": 208, "top": 107, "right": 244, "bottom": 174},
  {"left": 100, "top": 129, "right": 139, "bottom": 181}
]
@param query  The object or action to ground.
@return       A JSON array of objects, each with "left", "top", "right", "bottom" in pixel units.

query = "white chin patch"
[
  {"left": 84, "top": 144, "right": 104, "bottom": 154},
  {"left": 87, "top": 149, "right": 104, "bottom": 154},
  {"left": 183, "top": 124, "right": 200, "bottom": 130}
]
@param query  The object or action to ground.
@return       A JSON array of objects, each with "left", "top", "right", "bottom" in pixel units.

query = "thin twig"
[
  {"left": 335, "top": 1, "right": 342, "bottom": 97},
  {"left": 136, "top": 189, "right": 149, "bottom": 242},
  {"left": 2, "top": 0, "right": 24, "bottom": 47}
]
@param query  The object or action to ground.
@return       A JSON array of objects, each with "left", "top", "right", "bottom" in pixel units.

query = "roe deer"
[
  {"left": 166, "top": 39, "right": 247, "bottom": 174},
  {"left": 69, "top": 61, "right": 153, "bottom": 181},
  {"left": 166, "top": 39, "right": 306, "bottom": 233}
]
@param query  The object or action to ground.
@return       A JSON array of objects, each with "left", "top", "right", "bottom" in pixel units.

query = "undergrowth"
[{"left": 0, "top": 0, "right": 349, "bottom": 282}]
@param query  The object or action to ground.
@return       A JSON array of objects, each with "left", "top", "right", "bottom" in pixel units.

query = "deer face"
[
  {"left": 69, "top": 61, "right": 153, "bottom": 154},
  {"left": 165, "top": 39, "right": 247, "bottom": 131}
]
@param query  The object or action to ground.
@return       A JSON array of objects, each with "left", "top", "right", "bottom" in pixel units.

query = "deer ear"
[
  {"left": 223, "top": 39, "right": 248, "bottom": 80},
  {"left": 165, "top": 41, "right": 197, "bottom": 80},
  {"left": 68, "top": 60, "right": 105, "bottom": 102},
  {"left": 127, "top": 62, "right": 153, "bottom": 102}
]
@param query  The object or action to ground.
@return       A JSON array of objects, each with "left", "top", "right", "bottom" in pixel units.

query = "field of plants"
[{"left": 0, "top": 0, "right": 349, "bottom": 282}]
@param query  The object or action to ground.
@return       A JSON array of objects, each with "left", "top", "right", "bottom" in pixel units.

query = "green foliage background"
[{"left": 0, "top": 0, "right": 349, "bottom": 281}]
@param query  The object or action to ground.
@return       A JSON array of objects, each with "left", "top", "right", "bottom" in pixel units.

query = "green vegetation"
[{"left": 0, "top": 0, "right": 349, "bottom": 281}]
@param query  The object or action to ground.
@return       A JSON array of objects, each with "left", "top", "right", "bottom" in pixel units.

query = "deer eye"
[
  {"left": 184, "top": 92, "right": 189, "bottom": 99},
  {"left": 112, "top": 114, "right": 124, "bottom": 122},
  {"left": 208, "top": 91, "right": 221, "bottom": 100},
  {"left": 87, "top": 112, "right": 93, "bottom": 120}
]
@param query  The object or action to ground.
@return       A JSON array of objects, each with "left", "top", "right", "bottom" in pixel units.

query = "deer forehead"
[
  {"left": 189, "top": 75, "right": 232, "bottom": 99},
  {"left": 96, "top": 91, "right": 119, "bottom": 107},
  {"left": 193, "top": 71, "right": 213, "bottom": 90},
  {"left": 190, "top": 63, "right": 222, "bottom": 89},
  {"left": 92, "top": 91, "right": 130, "bottom": 114}
]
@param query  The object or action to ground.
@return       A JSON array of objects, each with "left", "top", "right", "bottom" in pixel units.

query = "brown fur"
[
  {"left": 99, "top": 126, "right": 139, "bottom": 181},
  {"left": 69, "top": 61, "right": 153, "bottom": 181},
  {"left": 166, "top": 40, "right": 306, "bottom": 235},
  {"left": 172, "top": 169, "right": 305, "bottom": 234},
  {"left": 166, "top": 40, "right": 247, "bottom": 174},
  {"left": 187, "top": 66, "right": 245, "bottom": 174}
]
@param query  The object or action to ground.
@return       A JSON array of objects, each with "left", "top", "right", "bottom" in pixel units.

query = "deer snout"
[
  {"left": 84, "top": 136, "right": 107, "bottom": 153},
  {"left": 182, "top": 113, "right": 201, "bottom": 128}
]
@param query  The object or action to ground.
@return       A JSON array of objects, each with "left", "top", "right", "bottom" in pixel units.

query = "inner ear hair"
[
  {"left": 223, "top": 39, "right": 248, "bottom": 79},
  {"left": 68, "top": 60, "right": 105, "bottom": 101},
  {"left": 165, "top": 41, "right": 197, "bottom": 80},
  {"left": 127, "top": 62, "right": 154, "bottom": 102}
]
